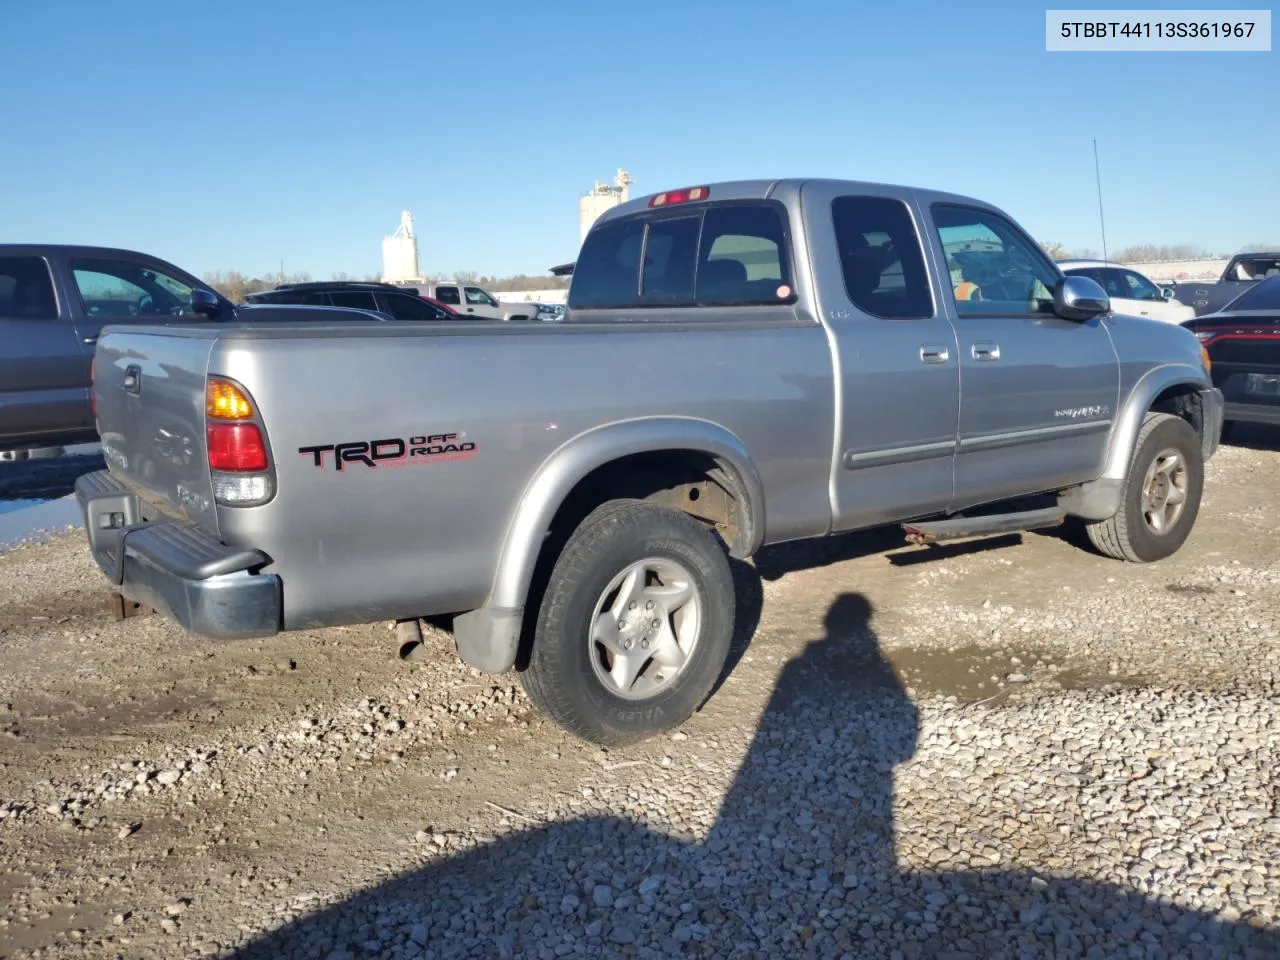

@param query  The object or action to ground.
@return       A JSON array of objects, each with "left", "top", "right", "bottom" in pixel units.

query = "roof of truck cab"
[{"left": 594, "top": 178, "right": 1002, "bottom": 227}]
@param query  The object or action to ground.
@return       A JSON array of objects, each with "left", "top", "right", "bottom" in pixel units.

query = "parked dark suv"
[{"left": 244, "top": 281, "right": 470, "bottom": 322}]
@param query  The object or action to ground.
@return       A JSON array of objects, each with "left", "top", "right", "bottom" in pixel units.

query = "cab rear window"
[{"left": 569, "top": 202, "right": 795, "bottom": 310}]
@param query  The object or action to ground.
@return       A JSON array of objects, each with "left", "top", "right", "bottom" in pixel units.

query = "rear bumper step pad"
[{"left": 74, "top": 470, "right": 281, "bottom": 638}]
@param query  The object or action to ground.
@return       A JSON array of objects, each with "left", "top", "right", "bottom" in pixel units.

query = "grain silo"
[
  {"left": 381, "top": 211, "right": 420, "bottom": 283},
  {"left": 579, "top": 170, "right": 633, "bottom": 243}
]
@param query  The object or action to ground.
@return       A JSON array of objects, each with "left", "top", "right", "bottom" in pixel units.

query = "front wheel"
[
  {"left": 519, "top": 499, "right": 735, "bottom": 746},
  {"left": 1086, "top": 412, "right": 1204, "bottom": 563}
]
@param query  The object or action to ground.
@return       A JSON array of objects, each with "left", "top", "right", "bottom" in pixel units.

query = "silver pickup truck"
[{"left": 75, "top": 178, "right": 1224, "bottom": 745}]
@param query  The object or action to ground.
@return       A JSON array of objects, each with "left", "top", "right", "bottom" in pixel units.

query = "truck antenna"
[{"left": 1093, "top": 139, "right": 1109, "bottom": 264}]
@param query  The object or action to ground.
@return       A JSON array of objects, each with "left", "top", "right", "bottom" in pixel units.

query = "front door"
[
  {"left": 463, "top": 285, "right": 504, "bottom": 319},
  {"left": 0, "top": 255, "right": 87, "bottom": 443},
  {"left": 801, "top": 184, "right": 961, "bottom": 531},
  {"left": 928, "top": 203, "right": 1119, "bottom": 509}
]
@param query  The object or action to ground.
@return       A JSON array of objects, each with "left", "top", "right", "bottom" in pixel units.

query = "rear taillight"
[
  {"left": 205, "top": 376, "right": 274, "bottom": 506},
  {"left": 207, "top": 423, "right": 268, "bottom": 471}
]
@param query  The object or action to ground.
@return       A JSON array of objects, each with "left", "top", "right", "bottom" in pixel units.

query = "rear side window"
[
  {"left": 434, "top": 286, "right": 461, "bottom": 305},
  {"left": 1227, "top": 276, "right": 1280, "bottom": 311},
  {"left": 831, "top": 196, "right": 933, "bottom": 320},
  {"left": 570, "top": 218, "right": 645, "bottom": 308},
  {"left": 328, "top": 291, "right": 378, "bottom": 311},
  {"left": 697, "top": 205, "right": 791, "bottom": 305},
  {"left": 0, "top": 256, "right": 58, "bottom": 319},
  {"left": 383, "top": 293, "right": 441, "bottom": 321}
]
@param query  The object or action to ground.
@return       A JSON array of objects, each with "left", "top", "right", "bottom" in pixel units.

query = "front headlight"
[{"left": 1201, "top": 345, "right": 1212, "bottom": 373}]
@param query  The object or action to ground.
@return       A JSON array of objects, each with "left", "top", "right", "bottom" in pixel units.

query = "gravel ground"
[{"left": 0, "top": 430, "right": 1277, "bottom": 959}]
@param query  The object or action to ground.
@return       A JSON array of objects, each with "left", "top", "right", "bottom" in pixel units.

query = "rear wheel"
[
  {"left": 1086, "top": 412, "right": 1203, "bottom": 562},
  {"left": 519, "top": 499, "right": 735, "bottom": 746}
]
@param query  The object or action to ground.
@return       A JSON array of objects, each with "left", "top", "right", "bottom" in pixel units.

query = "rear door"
[
  {"left": 800, "top": 183, "right": 961, "bottom": 529},
  {"left": 0, "top": 255, "right": 87, "bottom": 442},
  {"left": 325, "top": 290, "right": 381, "bottom": 314},
  {"left": 432, "top": 285, "right": 462, "bottom": 312},
  {"left": 1091, "top": 266, "right": 1145, "bottom": 318},
  {"left": 377, "top": 291, "right": 450, "bottom": 321},
  {"left": 927, "top": 203, "right": 1118, "bottom": 508}
]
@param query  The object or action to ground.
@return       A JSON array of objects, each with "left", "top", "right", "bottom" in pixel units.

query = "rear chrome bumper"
[{"left": 74, "top": 470, "right": 281, "bottom": 639}]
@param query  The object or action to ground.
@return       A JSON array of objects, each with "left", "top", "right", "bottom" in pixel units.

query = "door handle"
[
  {"left": 82, "top": 336, "right": 98, "bottom": 345},
  {"left": 919, "top": 345, "right": 949, "bottom": 364},
  {"left": 972, "top": 342, "right": 1001, "bottom": 361}
]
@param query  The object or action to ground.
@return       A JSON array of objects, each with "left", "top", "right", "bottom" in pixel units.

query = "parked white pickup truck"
[
  {"left": 76, "top": 177, "right": 1222, "bottom": 746},
  {"left": 413, "top": 281, "right": 533, "bottom": 322}
]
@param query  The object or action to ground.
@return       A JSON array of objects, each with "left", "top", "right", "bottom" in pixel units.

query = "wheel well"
[
  {"left": 1151, "top": 384, "right": 1203, "bottom": 437},
  {"left": 550, "top": 450, "right": 748, "bottom": 556},
  {"left": 510, "top": 450, "right": 750, "bottom": 672}
]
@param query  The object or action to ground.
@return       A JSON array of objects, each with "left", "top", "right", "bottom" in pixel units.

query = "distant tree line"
[{"left": 1039, "top": 241, "right": 1278, "bottom": 263}]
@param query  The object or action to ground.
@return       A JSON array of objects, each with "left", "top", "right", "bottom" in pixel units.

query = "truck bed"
[{"left": 92, "top": 315, "right": 837, "bottom": 628}]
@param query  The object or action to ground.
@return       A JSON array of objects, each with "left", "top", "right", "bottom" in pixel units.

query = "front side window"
[
  {"left": 71, "top": 259, "right": 197, "bottom": 318},
  {"left": 464, "top": 286, "right": 498, "bottom": 306},
  {"left": 434, "top": 285, "right": 461, "bottom": 305},
  {"left": 1122, "top": 270, "right": 1162, "bottom": 302},
  {"left": 932, "top": 205, "right": 1059, "bottom": 317},
  {"left": 0, "top": 256, "right": 58, "bottom": 319},
  {"left": 832, "top": 196, "right": 932, "bottom": 320}
]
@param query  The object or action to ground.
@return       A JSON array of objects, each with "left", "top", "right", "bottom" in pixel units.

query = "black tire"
[
  {"left": 519, "top": 499, "right": 735, "bottom": 746},
  {"left": 1085, "top": 412, "right": 1204, "bottom": 563},
  {"left": 1220, "top": 419, "right": 1236, "bottom": 444}
]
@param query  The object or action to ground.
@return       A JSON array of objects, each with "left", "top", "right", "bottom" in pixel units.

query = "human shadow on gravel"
[{"left": 227, "top": 592, "right": 1278, "bottom": 960}]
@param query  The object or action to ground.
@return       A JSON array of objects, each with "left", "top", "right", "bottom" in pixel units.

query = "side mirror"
[
  {"left": 191, "top": 288, "right": 222, "bottom": 319},
  {"left": 1160, "top": 286, "right": 1176, "bottom": 301},
  {"left": 1053, "top": 275, "right": 1110, "bottom": 321}
]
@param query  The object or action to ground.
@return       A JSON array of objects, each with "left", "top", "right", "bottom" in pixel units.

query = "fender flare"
[
  {"left": 1102, "top": 363, "right": 1211, "bottom": 481},
  {"left": 452, "top": 417, "right": 766, "bottom": 674}
]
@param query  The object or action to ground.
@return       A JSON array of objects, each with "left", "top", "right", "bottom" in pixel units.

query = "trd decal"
[{"left": 299, "top": 433, "right": 477, "bottom": 471}]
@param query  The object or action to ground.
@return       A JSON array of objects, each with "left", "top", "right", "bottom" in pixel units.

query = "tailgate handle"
[{"left": 123, "top": 364, "right": 142, "bottom": 395}]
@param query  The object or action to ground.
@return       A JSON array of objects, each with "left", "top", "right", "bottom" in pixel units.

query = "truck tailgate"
[{"left": 93, "top": 327, "right": 220, "bottom": 535}]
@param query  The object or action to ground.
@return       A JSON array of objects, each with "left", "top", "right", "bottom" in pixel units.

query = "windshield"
[{"left": 1225, "top": 275, "right": 1280, "bottom": 312}]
